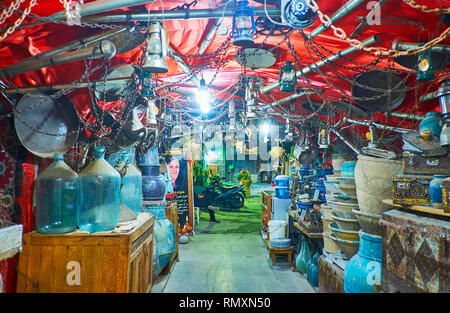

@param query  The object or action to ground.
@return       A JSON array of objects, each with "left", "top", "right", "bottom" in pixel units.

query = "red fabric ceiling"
[{"left": 0, "top": 0, "right": 449, "bottom": 127}]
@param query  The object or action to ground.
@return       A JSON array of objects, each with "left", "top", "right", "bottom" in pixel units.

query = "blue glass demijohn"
[
  {"left": 295, "top": 236, "right": 309, "bottom": 274},
  {"left": 344, "top": 231, "right": 382, "bottom": 293},
  {"left": 34, "top": 153, "right": 78, "bottom": 234},
  {"left": 429, "top": 175, "right": 449, "bottom": 208},
  {"left": 147, "top": 204, "right": 175, "bottom": 276},
  {"left": 115, "top": 152, "right": 142, "bottom": 216},
  {"left": 77, "top": 146, "right": 121, "bottom": 232}
]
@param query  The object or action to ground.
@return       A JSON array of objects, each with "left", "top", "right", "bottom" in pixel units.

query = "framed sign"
[{"left": 166, "top": 150, "right": 194, "bottom": 235}]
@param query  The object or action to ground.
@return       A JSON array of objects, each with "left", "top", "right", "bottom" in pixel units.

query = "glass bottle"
[
  {"left": 115, "top": 151, "right": 142, "bottom": 217},
  {"left": 78, "top": 146, "right": 121, "bottom": 232},
  {"left": 34, "top": 153, "right": 78, "bottom": 234}
]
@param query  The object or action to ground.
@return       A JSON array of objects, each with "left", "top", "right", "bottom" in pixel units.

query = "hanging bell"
[{"left": 143, "top": 21, "right": 168, "bottom": 73}]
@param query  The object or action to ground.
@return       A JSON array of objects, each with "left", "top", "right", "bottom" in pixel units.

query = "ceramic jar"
[{"left": 429, "top": 175, "right": 449, "bottom": 208}]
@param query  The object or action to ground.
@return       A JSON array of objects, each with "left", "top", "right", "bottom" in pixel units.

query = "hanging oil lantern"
[
  {"left": 140, "top": 70, "right": 154, "bottom": 97},
  {"left": 232, "top": 0, "right": 255, "bottom": 47},
  {"left": 416, "top": 48, "right": 435, "bottom": 81},
  {"left": 143, "top": 21, "right": 168, "bottom": 73},
  {"left": 279, "top": 61, "right": 297, "bottom": 92}
]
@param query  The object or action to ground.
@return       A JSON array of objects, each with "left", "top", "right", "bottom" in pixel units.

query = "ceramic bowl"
[
  {"left": 323, "top": 232, "right": 341, "bottom": 254},
  {"left": 333, "top": 193, "right": 358, "bottom": 204},
  {"left": 329, "top": 232, "right": 359, "bottom": 259},
  {"left": 335, "top": 183, "right": 357, "bottom": 197},
  {"left": 324, "top": 181, "right": 340, "bottom": 195},
  {"left": 325, "top": 174, "right": 340, "bottom": 182},
  {"left": 330, "top": 211, "right": 361, "bottom": 231},
  {"left": 336, "top": 176, "right": 356, "bottom": 185},
  {"left": 352, "top": 209, "right": 383, "bottom": 236},
  {"left": 329, "top": 222, "right": 360, "bottom": 241},
  {"left": 327, "top": 200, "right": 358, "bottom": 219}
]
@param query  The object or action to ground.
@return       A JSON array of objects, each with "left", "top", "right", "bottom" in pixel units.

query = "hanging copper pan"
[
  {"left": 14, "top": 93, "right": 80, "bottom": 158},
  {"left": 351, "top": 70, "right": 407, "bottom": 112}
]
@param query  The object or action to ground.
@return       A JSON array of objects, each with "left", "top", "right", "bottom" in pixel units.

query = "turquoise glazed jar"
[
  {"left": 419, "top": 111, "right": 443, "bottom": 138},
  {"left": 344, "top": 231, "right": 382, "bottom": 293},
  {"left": 429, "top": 175, "right": 449, "bottom": 208},
  {"left": 148, "top": 204, "right": 175, "bottom": 276},
  {"left": 78, "top": 146, "right": 121, "bottom": 232},
  {"left": 34, "top": 154, "right": 78, "bottom": 234}
]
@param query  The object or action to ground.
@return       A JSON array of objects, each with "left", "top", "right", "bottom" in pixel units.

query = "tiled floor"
[{"left": 152, "top": 231, "right": 315, "bottom": 293}]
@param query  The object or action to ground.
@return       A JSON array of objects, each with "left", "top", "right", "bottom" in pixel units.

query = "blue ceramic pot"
[
  {"left": 429, "top": 175, "right": 449, "bottom": 208},
  {"left": 341, "top": 161, "right": 356, "bottom": 178},
  {"left": 140, "top": 165, "right": 167, "bottom": 201},
  {"left": 419, "top": 112, "right": 443, "bottom": 138},
  {"left": 344, "top": 231, "right": 382, "bottom": 293}
]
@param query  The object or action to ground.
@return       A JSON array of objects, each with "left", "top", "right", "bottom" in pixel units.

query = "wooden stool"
[{"left": 269, "top": 245, "right": 293, "bottom": 265}]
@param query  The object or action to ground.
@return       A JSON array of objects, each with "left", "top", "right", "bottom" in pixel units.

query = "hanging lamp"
[
  {"left": 143, "top": 21, "right": 168, "bottom": 73},
  {"left": 140, "top": 70, "right": 155, "bottom": 97},
  {"left": 232, "top": 0, "right": 256, "bottom": 47},
  {"left": 279, "top": 61, "right": 297, "bottom": 92},
  {"left": 416, "top": 48, "right": 435, "bottom": 81}
]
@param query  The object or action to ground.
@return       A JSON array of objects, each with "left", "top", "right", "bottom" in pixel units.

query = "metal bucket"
[
  {"left": 14, "top": 93, "right": 79, "bottom": 158},
  {"left": 351, "top": 70, "right": 407, "bottom": 112}
]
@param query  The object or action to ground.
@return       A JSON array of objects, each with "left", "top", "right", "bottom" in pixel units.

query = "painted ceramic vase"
[
  {"left": 429, "top": 175, "right": 449, "bottom": 208},
  {"left": 344, "top": 231, "right": 382, "bottom": 293}
]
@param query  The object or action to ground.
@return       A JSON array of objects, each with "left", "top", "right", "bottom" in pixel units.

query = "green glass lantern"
[
  {"left": 279, "top": 61, "right": 297, "bottom": 92},
  {"left": 141, "top": 71, "right": 154, "bottom": 97},
  {"left": 416, "top": 48, "right": 435, "bottom": 82}
]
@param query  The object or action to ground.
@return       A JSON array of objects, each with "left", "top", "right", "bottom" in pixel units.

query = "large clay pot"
[
  {"left": 344, "top": 231, "right": 382, "bottom": 293},
  {"left": 354, "top": 155, "right": 402, "bottom": 215}
]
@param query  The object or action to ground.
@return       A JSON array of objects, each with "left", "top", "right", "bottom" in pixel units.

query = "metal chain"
[
  {"left": 305, "top": 0, "right": 450, "bottom": 58},
  {"left": 0, "top": 0, "right": 25, "bottom": 25},
  {"left": 0, "top": 0, "right": 37, "bottom": 42},
  {"left": 403, "top": 0, "right": 450, "bottom": 14}
]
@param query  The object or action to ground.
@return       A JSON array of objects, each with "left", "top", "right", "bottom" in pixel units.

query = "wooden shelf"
[
  {"left": 382, "top": 199, "right": 450, "bottom": 218},
  {"left": 293, "top": 221, "right": 323, "bottom": 239}
]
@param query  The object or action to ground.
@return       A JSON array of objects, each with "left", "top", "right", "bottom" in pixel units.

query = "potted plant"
[{"left": 238, "top": 169, "right": 252, "bottom": 198}]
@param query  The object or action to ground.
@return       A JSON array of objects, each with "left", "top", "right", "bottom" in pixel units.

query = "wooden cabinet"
[{"left": 16, "top": 213, "right": 154, "bottom": 293}]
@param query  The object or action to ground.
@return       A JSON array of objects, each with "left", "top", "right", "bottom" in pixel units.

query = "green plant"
[{"left": 237, "top": 169, "right": 251, "bottom": 181}]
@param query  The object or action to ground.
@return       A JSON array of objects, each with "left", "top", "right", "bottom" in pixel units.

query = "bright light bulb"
[
  {"left": 200, "top": 102, "right": 211, "bottom": 113},
  {"left": 260, "top": 123, "right": 271, "bottom": 135}
]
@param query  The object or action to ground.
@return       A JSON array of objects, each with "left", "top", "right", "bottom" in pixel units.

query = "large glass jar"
[
  {"left": 78, "top": 146, "right": 121, "bottom": 232},
  {"left": 115, "top": 152, "right": 142, "bottom": 216},
  {"left": 147, "top": 204, "right": 175, "bottom": 276},
  {"left": 34, "top": 153, "right": 78, "bottom": 234}
]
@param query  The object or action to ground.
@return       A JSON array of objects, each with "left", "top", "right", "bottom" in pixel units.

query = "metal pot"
[
  {"left": 14, "top": 93, "right": 79, "bottom": 158},
  {"left": 351, "top": 70, "right": 407, "bottom": 112}
]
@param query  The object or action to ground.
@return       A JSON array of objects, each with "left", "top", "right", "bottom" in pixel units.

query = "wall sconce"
[
  {"left": 143, "top": 21, "right": 168, "bottom": 73},
  {"left": 279, "top": 61, "right": 297, "bottom": 92},
  {"left": 140, "top": 70, "right": 154, "bottom": 97},
  {"left": 232, "top": 0, "right": 255, "bottom": 47},
  {"left": 417, "top": 48, "right": 435, "bottom": 81}
]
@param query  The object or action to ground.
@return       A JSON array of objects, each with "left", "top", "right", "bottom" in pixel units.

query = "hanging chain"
[
  {"left": 403, "top": 0, "right": 450, "bottom": 14},
  {"left": 0, "top": 0, "right": 37, "bottom": 42},
  {"left": 304, "top": 0, "right": 450, "bottom": 58},
  {"left": 0, "top": 0, "right": 25, "bottom": 25}
]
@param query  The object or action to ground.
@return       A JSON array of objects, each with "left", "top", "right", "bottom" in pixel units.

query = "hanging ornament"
[
  {"left": 279, "top": 61, "right": 297, "bottom": 92},
  {"left": 416, "top": 48, "right": 435, "bottom": 81},
  {"left": 232, "top": 0, "right": 256, "bottom": 46}
]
